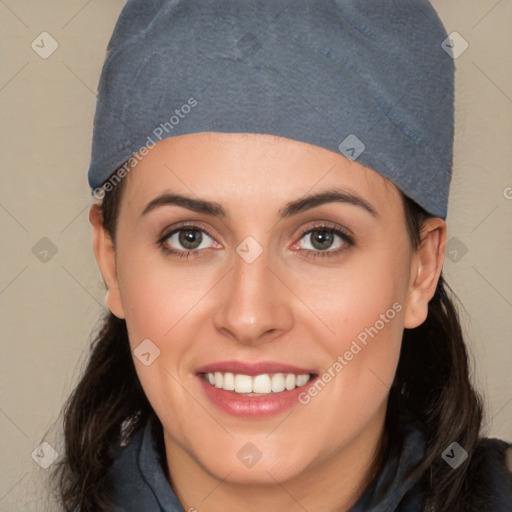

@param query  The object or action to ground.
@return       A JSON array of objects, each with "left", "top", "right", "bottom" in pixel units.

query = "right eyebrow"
[{"left": 141, "top": 193, "right": 227, "bottom": 218}]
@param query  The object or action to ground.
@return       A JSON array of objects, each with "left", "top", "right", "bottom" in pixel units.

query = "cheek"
[
  {"left": 290, "top": 246, "right": 408, "bottom": 430},
  {"left": 115, "top": 254, "right": 207, "bottom": 440},
  {"left": 117, "top": 247, "right": 204, "bottom": 346},
  {"left": 288, "top": 239, "right": 409, "bottom": 347}
]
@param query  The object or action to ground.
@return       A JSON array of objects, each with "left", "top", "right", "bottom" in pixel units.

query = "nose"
[{"left": 212, "top": 245, "right": 294, "bottom": 346}]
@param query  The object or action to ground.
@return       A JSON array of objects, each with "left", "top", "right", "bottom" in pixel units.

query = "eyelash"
[{"left": 157, "top": 222, "right": 354, "bottom": 260}]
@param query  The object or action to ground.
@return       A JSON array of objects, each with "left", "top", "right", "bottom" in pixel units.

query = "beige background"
[{"left": 1, "top": 1, "right": 511, "bottom": 510}]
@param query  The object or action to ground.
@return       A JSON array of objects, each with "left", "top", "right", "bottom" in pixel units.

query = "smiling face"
[{"left": 91, "top": 132, "right": 445, "bottom": 505}]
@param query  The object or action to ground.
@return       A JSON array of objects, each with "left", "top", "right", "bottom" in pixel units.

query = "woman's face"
[{"left": 97, "top": 132, "right": 438, "bottom": 487}]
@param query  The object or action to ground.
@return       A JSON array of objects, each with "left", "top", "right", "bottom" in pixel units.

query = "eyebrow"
[
  {"left": 142, "top": 193, "right": 225, "bottom": 218},
  {"left": 279, "top": 189, "right": 377, "bottom": 218},
  {"left": 141, "top": 188, "right": 378, "bottom": 219}
]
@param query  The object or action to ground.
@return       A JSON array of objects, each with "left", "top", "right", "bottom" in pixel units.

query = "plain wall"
[{"left": 0, "top": 1, "right": 510, "bottom": 510}]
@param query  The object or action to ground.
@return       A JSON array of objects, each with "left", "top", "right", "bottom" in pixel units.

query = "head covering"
[{"left": 88, "top": 0, "right": 454, "bottom": 219}]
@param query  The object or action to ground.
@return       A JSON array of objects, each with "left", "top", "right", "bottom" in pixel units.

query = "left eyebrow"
[{"left": 279, "top": 189, "right": 378, "bottom": 218}]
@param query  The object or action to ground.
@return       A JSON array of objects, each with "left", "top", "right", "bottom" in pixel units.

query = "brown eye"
[
  {"left": 178, "top": 229, "right": 203, "bottom": 250},
  {"left": 299, "top": 228, "right": 348, "bottom": 252},
  {"left": 162, "top": 226, "right": 216, "bottom": 253},
  {"left": 308, "top": 229, "right": 336, "bottom": 250}
]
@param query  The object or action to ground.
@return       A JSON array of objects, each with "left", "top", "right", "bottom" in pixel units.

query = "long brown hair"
[{"left": 52, "top": 168, "right": 486, "bottom": 511}]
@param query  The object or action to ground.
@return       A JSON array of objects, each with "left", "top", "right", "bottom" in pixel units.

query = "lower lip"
[{"left": 198, "top": 375, "right": 317, "bottom": 418}]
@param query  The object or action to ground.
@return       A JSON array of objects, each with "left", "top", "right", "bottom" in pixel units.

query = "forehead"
[{"left": 122, "top": 132, "right": 401, "bottom": 215}]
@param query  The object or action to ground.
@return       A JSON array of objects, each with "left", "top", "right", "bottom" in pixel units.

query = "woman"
[{"left": 52, "top": 1, "right": 512, "bottom": 511}]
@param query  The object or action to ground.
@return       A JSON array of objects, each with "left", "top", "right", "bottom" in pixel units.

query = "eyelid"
[
  {"left": 291, "top": 220, "right": 354, "bottom": 253},
  {"left": 295, "top": 219, "right": 353, "bottom": 237},
  {"left": 291, "top": 219, "right": 354, "bottom": 247},
  {"left": 156, "top": 222, "right": 222, "bottom": 260},
  {"left": 157, "top": 221, "right": 219, "bottom": 244}
]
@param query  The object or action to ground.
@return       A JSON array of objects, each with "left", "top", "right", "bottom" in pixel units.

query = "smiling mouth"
[{"left": 201, "top": 371, "right": 313, "bottom": 396}]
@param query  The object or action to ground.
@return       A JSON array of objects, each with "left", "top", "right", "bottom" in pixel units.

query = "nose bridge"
[{"left": 213, "top": 241, "right": 293, "bottom": 344}]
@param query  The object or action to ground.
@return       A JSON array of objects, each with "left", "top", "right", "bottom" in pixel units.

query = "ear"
[
  {"left": 403, "top": 217, "right": 446, "bottom": 328},
  {"left": 89, "top": 204, "right": 125, "bottom": 319}
]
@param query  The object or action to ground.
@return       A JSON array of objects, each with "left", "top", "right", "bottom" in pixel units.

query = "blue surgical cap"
[{"left": 88, "top": 0, "right": 454, "bottom": 219}]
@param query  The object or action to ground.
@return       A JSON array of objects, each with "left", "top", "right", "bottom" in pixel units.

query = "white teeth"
[
  {"left": 223, "top": 372, "right": 235, "bottom": 391},
  {"left": 253, "top": 374, "right": 272, "bottom": 393},
  {"left": 285, "top": 374, "right": 296, "bottom": 390},
  {"left": 234, "top": 374, "right": 253, "bottom": 393},
  {"left": 271, "top": 373, "right": 286, "bottom": 392},
  {"left": 296, "top": 374, "right": 309, "bottom": 386},
  {"left": 204, "top": 372, "right": 311, "bottom": 394}
]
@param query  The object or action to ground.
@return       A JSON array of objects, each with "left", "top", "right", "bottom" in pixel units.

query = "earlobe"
[
  {"left": 404, "top": 218, "right": 446, "bottom": 329},
  {"left": 89, "top": 204, "right": 126, "bottom": 319}
]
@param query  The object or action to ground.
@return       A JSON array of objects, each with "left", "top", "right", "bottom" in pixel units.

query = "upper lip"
[{"left": 196, "top": 360, "right": 317, "bottom": 376}]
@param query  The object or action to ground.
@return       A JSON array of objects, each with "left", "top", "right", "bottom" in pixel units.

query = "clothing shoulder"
[
  {"left": 110, "top": 423, "right": 185, "bottom": 512},
  {"left": 465, "top": 437, "right": 512, "bottom": 511},
  {"left": 110, "top": 428, "right": 161, "bottom": 512}
]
